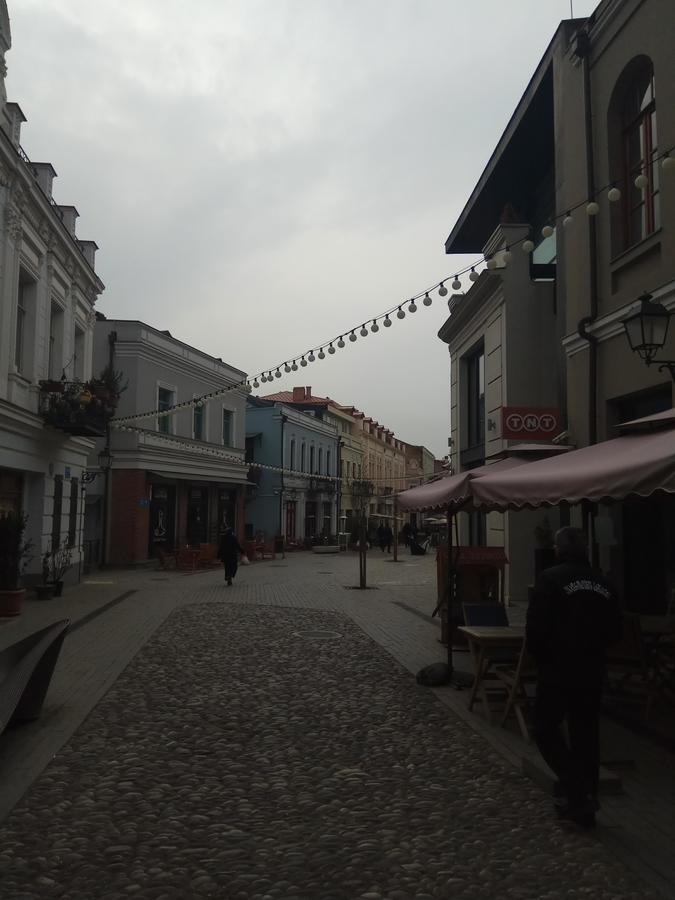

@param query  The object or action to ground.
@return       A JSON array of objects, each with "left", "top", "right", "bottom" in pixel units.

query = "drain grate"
[{"left": 292, "top": 630, "right": 343, "bottom": 640}]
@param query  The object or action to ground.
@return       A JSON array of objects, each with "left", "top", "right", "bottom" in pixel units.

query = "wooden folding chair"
[
  {"left": 605, "top": 613, "right": 657, "bottom": 722},
  {"left": 496, "top": 640, "right": 538, "bottom": 741}
]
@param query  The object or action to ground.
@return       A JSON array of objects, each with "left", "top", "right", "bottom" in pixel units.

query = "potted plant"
[
  {"left": 534, "top": 516, "right": 556, "bottom": 576},
  {"left": 0, "top": 511, "right": 32, "bottom": 616},
  {"left": 43, "top": 539, "right": 73, "bottom": 597},
  {"left": 89, "top": 364, "right": 128, "bottom": 406},
  {"left": 33, "top": 552, "right": 57, "bottom": 600}
]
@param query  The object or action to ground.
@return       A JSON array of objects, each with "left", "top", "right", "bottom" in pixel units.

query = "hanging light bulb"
[
  {"left": 562, "top": 211, "right": 573, "bottom": 228},
  {"left": 328, "top": 343, "right": 336, "bottom": 354},
  {"left": 408, "top": 299, "right": 417, "bottom": 313},
  {"left": 383, "top": 315, "right": 392, "bottom": 327},
  {"left": 438, "top": 282, "right": 448, "bottom": 297},
  {"left": 284, "top": 363, "right": 291, "bottom": 373},
  {"left": 423, "top": 293, "right": 432, "bottom": 307},
  {"left": 308, "top": 351, "right": 315, "bottom": 362},
  {"left": 607, "top": 186, "right": 622, "bottom": 203},
  {"left": 300, "top": 356, "right": 308, "bottom": 367},
  {"left": 253, "top": 378, "right": 259, "bottom": 388},
  {"left": 371, "top": 319, "right": 380, "bottom": 332},
  {"left": 586, "top": 201, "right": 600, "bottom": 215},
  {"left": 451, "top": 277, "right": 462, "bottom": 291},
  {"left": 196, "top": 400, "right": 204, "bottom": 407},
  {"left": 318, "top": 348, "right": 326, "bottom": 359},
  {"left": 358, "top": 325, "right": 367, "bottom": 337},
  {"left": 522, "top": 240, "right": 535, "bottom": 253},
  {"left": 349, "top": 331, "right": 357, "bottom": 342},
  {"left": 338, "top": 336, "right": 345, "bottom": 348},
  {"left": 260, "top": 374, "right": 267, "bottom": 383},
  {"left": 542, "top": 224, "right": 554, "bottom": 238},
  {"left": 396, "top": 306, "right": 405, "bottom": 320},
  {"left": 291, "top": 360, "right": 298, "bottom": 371},
  {"left": 662, "top": 153, "right": 675, "bottom": 172},
  {"left": 502, "top": 247, "right": 512, "bottom": 264},
  {"left": 634, "top": 172, "right": 648, "bottom": 190},
  {"left": 469, "top": 268, "right": 479, "bottom": 282},
  {"left": 275, "top": 368, "right": 282, "bottom": 378},
  {"left": 486, "top": 257, "right": 497, "bottom": 270}
]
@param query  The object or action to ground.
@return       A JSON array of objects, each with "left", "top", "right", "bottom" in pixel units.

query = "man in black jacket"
[{"left": 527, "top": 526, "right": 622, "bottom": 828}]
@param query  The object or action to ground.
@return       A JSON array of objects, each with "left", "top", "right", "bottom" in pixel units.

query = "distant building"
[
  {"left": 0, "top": 3, "right": 104, "bottom": 582},
  {"left": 400, "top": 442, "right": 436, "bottom": 529},
  {"left": 88, "top": 319, "right": 249, "bottom": 565},
  {"left": 245, "top": 395, "right": 339, "bottom": 542}
]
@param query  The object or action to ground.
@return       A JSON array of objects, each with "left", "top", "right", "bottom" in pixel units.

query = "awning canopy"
[
  {"left": 396, "top": 444, "right": 570, "bottom": 512},
  {"left": 470, "top": 417, "right": 675, "bottom": 511}
]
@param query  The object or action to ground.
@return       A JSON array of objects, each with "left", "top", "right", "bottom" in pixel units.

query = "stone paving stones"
[{"left": 0, "top": 602, "right": 658, "bottom": 899}]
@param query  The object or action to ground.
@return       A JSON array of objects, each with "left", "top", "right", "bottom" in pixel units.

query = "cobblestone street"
[{"left": 0, "top": 553, "right": 669, "bottom": 898}]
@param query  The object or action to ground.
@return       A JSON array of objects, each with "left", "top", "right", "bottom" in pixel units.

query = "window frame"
[
  {"left": 221, "top": 407, "right": 234, "bottom": 447},
  {"left": 157, "top": 384, "right": 176, "bottom": 435}
]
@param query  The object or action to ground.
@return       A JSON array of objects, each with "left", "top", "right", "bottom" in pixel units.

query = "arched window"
[
  {"left": 609, "top": 57, "right": 659, "bottom": 252},
  {"left": 318, "top": 447, "right": 323, "bottom": 474},
  {"left": 309, "top": 445, "right": 315, "bottom": 474},
  {"left": 300, "top": 442, "right": 306, "bottom": 472},
  {"left": 289, "top": 438, "right": 296, "bottom": 470}
]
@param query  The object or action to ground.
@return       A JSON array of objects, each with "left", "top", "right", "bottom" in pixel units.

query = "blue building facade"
[{"left": 245, "top": 397, "right": 340, "bottom": 542}]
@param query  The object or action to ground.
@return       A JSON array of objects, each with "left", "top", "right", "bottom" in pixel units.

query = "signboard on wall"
[{"left": 502, "top": 406, "right": 560, "bottom": 441}]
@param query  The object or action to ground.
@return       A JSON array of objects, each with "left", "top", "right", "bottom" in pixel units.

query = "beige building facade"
[{"left": 440, "top": 0, "right": 674, "bottom": 609}]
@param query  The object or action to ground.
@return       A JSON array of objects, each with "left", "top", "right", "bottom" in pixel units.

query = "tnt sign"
[{"left": 502, "top": 406, "right": 560, "bottom": 441}]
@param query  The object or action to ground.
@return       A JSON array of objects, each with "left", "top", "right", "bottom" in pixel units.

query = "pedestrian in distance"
[
  {"left": 218, "top": 526, "right": 244, "bottom": 587},
  {"left": 376, "top": 523, "right": 387, "bottom": 552},
  {"left": 526, "top": 526, "right": 622, "bottom": 829},
  {"left": 383, "top": 524, "right": 393, "bottom": 553}
]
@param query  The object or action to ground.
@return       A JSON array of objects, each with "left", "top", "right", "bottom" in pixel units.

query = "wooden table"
[{"left": 458, "top": 625, "right": 525, "bottom": 723}]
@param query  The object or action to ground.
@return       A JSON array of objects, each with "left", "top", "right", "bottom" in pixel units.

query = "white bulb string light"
[{"left": 111, "top": 145, "right": 675, "bottom": 428}]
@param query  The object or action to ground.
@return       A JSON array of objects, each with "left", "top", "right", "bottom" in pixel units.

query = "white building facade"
[{"left": 0, "top": 4, "right": 104, "bottom": 582}]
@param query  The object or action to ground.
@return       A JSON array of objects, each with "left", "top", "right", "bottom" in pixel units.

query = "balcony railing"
[{"left": 38, "top": 380, "right": 119, "bottom": 437}]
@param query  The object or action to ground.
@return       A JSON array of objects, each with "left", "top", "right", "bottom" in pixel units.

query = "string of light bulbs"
[{"left": 111, "top": 145, "right": 675, "bottom": 428}]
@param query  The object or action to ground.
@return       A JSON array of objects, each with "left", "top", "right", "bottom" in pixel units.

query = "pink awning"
[
  {"left": 396, "top": 444, "right": 570, "bottom": 512},
  {"left": 470, "top": 421, "right": 675, "bottom": 511}
]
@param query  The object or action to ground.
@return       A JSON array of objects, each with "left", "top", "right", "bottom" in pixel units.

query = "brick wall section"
[{"left": 109, "top": 469, "right": 150, "bottom": 564}]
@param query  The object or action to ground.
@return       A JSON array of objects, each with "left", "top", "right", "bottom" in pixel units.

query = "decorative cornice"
[{"left": 563, "top": 281, "right": 675, "bottom": 357}]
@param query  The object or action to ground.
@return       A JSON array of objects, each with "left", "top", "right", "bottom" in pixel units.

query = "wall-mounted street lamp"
[{"left": 622, "top": 292, "right": 675, "bottom": 382}]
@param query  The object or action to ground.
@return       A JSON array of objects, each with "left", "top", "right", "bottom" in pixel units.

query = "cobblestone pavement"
[{"left": 0, "top": 598, "right": 657, "bottom": 900}]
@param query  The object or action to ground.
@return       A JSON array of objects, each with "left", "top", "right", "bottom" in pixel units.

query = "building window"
[
  {"left": 52, "top": 475, "right": 63, "bottom": 550},
  {"left": 67, "top": 477, "right": 79, "bottom": 548},
  {"left": 222, "top": 409, "right": 233, "bottom": 446},
  {"left": 464, "top": 347, "right": 485, "bottom": 453},
  {"left": 193, "top": 402, "right": 204, "bottom": 441},
  {"left": 300, "top": 442, "right": 306, "bottom": 472},
  {"left": 318, "top": 447, "right": 323, "bottom": 474},
  {"left": 609, "top": 58, "right": 659, "bottom": 253},
  {"left": 304, "top": 500, "right": 317, "bottom": 538},
  {"left": 48, "top": 302, "right": 65, "bottom": 380},
  {"left": 74, "top": 326, "right": 85, "bottom": 380},
  {"left": 326, "top": 450, "right": 331, "bottom": 476},
  {"left": 290, "top": 439, "right": 296, "bottom": 470},
  {"left": 157, "top": 387, "right": 174, "bottom": 434},
  {"left": 309, "top": 445, "right": 315, "bottom": 473},
  {"left": 15, "top": 281, "right": 27, "bottom": 372}
]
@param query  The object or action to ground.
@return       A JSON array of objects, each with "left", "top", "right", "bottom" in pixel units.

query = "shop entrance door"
[
  {"left": 285, "top": 500, "right": 297, "bottom": 539},
  {"left": 149, "top": 484, "right": 176, "bottom": 554},
  {"left": 187, "top": 487, "right": 209, "bottom": 544}
]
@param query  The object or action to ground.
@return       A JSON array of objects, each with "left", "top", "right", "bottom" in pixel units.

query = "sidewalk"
[{"left": 0, "top": 550, "right": 672, "bottom": 897}]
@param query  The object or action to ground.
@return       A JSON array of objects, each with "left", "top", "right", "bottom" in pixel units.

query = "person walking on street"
[
  {"left": 218, "top": 526, "right": 243, "bottom": 587},
  {"left": 376, "top": 523, "right": 387, "bottom": 552},
  {"left": 383, "top": 524, "right": 393, "bottom": 553},
  {"left": 526, "top": 526, "right": 622, "bottom": 829}
]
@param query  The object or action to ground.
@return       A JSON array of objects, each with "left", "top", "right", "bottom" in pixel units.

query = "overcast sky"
[{"left": 7, "top": 0, "right": 597, "bottom": 457}]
